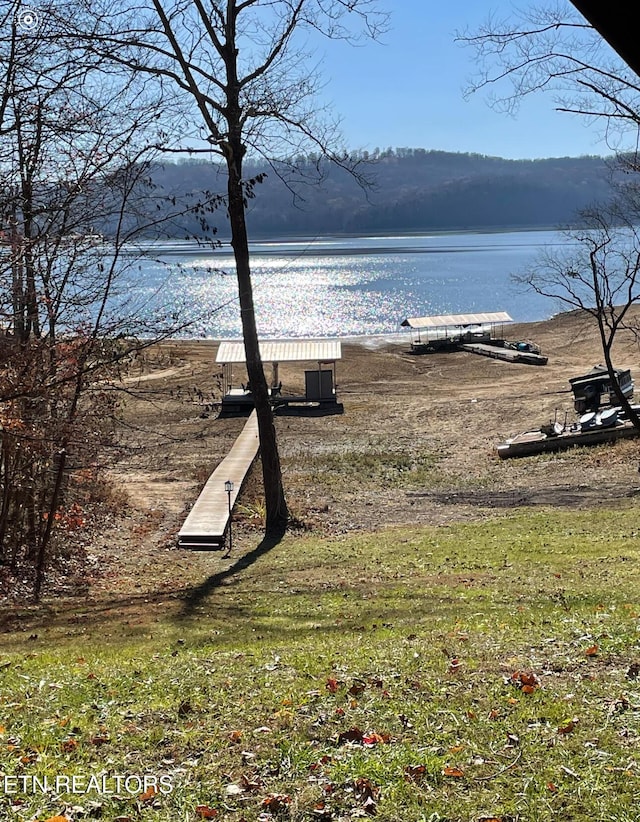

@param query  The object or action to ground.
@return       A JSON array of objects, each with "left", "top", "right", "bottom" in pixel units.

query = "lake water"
[{"left": 120, "top": 229, "right": 570, "bottom": 339}]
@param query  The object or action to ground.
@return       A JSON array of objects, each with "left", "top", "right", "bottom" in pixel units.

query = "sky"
[{"left": 315, "top": 0, "right": 613, "bottom": 160}]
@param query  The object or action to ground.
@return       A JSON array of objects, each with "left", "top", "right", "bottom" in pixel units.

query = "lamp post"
[{"left": 224, "top": 480, "right": 234, "bottom": 555}]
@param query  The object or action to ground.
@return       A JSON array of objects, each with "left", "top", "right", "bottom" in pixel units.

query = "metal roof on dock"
[
  {"left": 401, "top": 311, "right": 513, "bottom": 329},
  {"left": 216, "top": 339, "right": 342, "bottom": 363}
]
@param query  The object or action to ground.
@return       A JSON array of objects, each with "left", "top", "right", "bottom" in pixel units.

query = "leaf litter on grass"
[{"left": 2, "top": 508, "right": 640, "bottom": 819}]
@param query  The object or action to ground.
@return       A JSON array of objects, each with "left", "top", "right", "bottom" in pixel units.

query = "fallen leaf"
[
  {"left": 195, "top": 806, "right": 218, "bottom": 819},
  {"left": 312, "top": 803, "right": 333, "bottom": 821},
  {"left": 585, "top": 645, "right": 599, "bottom": 657},
  {"left": 443, "top": 766, "right": 464, "bottom": 777},
  {"left": 557, "top": 719, "right": 577, "bottom": 735},
  {"left": 354, "top": 777, "right": 378, "bottom": 801},
  {"left": 448, "top": 657, "right": 462, "bottom": 674},
  {"left": 510, "top": 670, "right": 540, "bottom": 692},
  {"left": 310, "top": 754, "right": 333, "bottom": 771},
  {"left": 325, "top": 677, "right": 340, "bottom": 693},
  {"left": 362, "top": 732, "right": 389, "bottom": 746},
  {"left": 240, "top": 773, "right": 262, "bottom": 792},
  {"left": 139, "top": 786, "right": 157, "bottom": 803},
  {"left": 404, "top": 764, "right": 426, "bottom": 781},
  {"left": 262, "top": 794, "right": 292, "bottom": 813},
  {"left": 337, "top": 726, "right": 364, "bottom": 745},
  {"left": 20, "top": 749, "right": 38, "bottom": 764}
]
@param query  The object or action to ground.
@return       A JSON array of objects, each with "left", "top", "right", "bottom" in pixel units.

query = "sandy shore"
[
  {"left": 105, "top": 311, "right": 640, "bottom": 557},
  {"left": 4, "top": 309, "right": 638, "bottom": 605}
]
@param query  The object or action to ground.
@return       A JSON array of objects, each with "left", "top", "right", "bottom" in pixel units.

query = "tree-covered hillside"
[{"left": 149, "top": 148, "right": 613, "bottom": 237}]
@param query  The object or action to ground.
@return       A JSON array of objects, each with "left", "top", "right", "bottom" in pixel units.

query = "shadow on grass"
[
  {"left": 0, "top": 529, "right": 287, "bottom": 642},
  {"left": 179, "top": 527, "right": 286, "bottom": 618}
]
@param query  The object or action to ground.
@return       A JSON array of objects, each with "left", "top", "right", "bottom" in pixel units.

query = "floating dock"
[
  {"left": 461, "top": 342, "right": 548, "bottom": 366},
  {"left": 178, "top": 410, "right": 259, "bottom": 549},
  {"left": 400, "top": 312, "right": 547, "bottom": 366}
]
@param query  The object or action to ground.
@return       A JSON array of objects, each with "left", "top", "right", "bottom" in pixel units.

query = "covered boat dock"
[
  {"left": 401, "top": 311, "right": 513, "bottom": 353},
  {"left": 401, "top": 311, "right": 547, "bottom": 364},
  {"left": 217, "top": 338, "right": 343, "bottom": 414}
]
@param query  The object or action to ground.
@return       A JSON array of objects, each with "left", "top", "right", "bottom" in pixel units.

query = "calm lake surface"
[{"left": 121, "top": 229, "right": 570, "bottom": 339}]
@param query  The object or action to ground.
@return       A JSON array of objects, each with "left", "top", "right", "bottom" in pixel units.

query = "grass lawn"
[{"left": 2, "top": 507, "right": 640, "bottom": 821}]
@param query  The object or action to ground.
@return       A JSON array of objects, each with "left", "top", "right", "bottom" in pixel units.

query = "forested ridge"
[{"left": 150, "top": 148, "right": 614, "bottom": 237}]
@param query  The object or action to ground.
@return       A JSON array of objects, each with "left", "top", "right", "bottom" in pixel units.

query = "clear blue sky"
[{"left": 317, "top": 0, "right": 608, "bottom": 160}]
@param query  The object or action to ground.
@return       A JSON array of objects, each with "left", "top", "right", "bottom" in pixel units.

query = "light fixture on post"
[{"left": 224, "top": 480, "right": 234, "bottom": 555}]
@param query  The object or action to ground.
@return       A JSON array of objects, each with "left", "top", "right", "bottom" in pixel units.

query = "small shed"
[
  {"left": 401, "top": 311, "right": 513, "bottom": 352},
  {"left": 216, "top": 338, "right": 342, "bottom": 412}
]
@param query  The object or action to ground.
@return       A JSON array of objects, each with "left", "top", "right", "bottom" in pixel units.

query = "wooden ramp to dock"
[{"left": 178, "top": 410, "right": 259, "bottom": 549}]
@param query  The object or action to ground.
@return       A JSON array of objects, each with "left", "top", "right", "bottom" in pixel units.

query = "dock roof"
[
  {"left": 216, "top": 339, "right": 342, "bottom": 364},
  {"left": 401, "top": 311, "right": 513, "bottom": 329}
]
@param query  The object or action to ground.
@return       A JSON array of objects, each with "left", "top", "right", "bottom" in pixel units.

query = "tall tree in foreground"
[{"left": 79, "top": 0, "right": 387, "bottom": 537}]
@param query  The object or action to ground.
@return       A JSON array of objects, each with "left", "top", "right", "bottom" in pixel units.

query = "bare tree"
[
  {"left": 72, "top": 0, "right": 387, "bottom": 537},
  {"left": 458, "top": 3, "right": 640, "bottom": 154},
  {"left": 0, "top": 1, "right": 207, "bottom": 597},
  {"left": 516, "top": 205, "right": 640, "bottom": 427},
  {"left": 459, "top": 2, "right": 640, "bottom": 424}
]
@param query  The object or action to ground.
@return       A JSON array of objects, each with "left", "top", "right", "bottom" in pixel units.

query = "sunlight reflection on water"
[{"left": 119, "top": 230, "right": 566, "bottom": 338}]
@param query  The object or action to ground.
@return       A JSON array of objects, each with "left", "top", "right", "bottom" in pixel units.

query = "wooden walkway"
[
  {"left": 460, "top": 342, "right": 548, "bottom": 366},
  {"left": 178, "top": 410, "right": 259, "bottom": 549}
]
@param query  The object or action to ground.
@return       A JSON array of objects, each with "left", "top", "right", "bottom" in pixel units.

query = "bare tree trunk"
[
  {"left": 225, "top": 139, "right": 289, "bottom": 535},
  {"left": 34, "top": 448, "right": 66, "bottom": 600}
]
